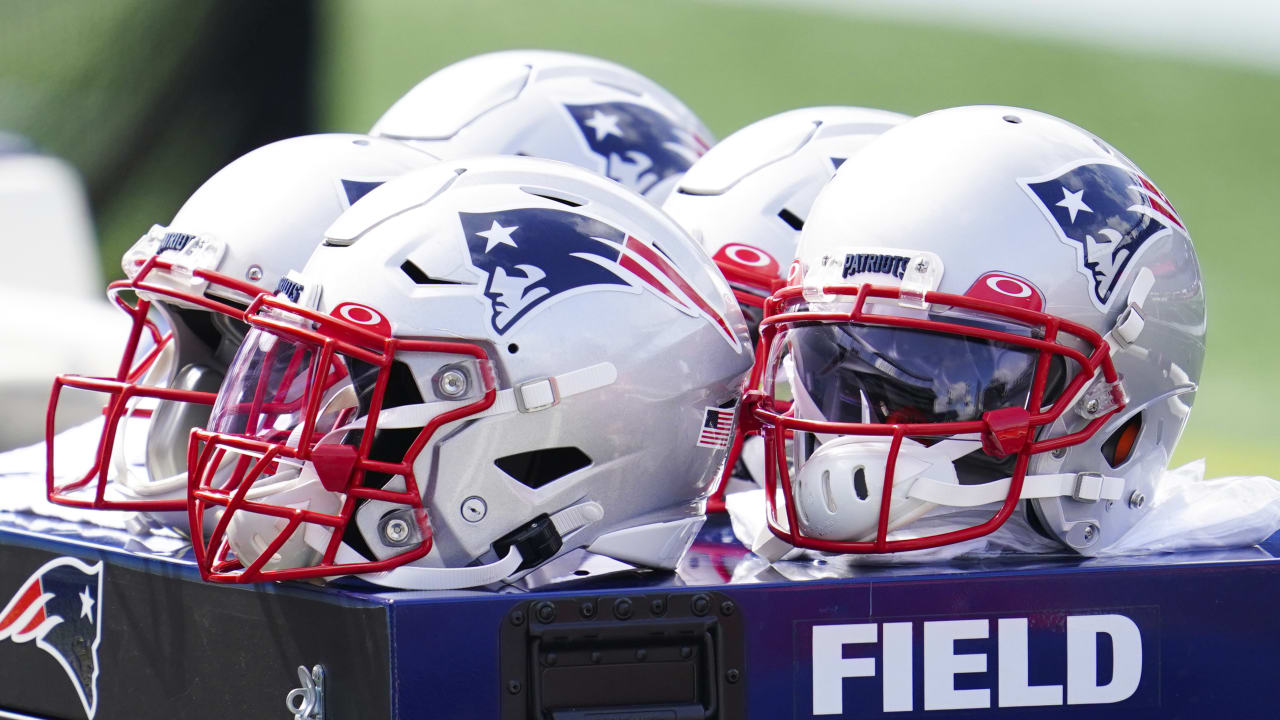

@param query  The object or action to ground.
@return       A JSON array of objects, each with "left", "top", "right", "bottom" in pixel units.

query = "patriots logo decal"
[
  {"left": 338, "top": 178, "right": 386, "bottom": 207},
  {"left": 565, "top": 102, "right": 706, "bottom": 195},
  {"left": 1022, "top": 160, "right": 1184, "bottom": 310},
  {"left": 1, "top": 557, "right": 103, "bottom": 718},
  {"left": 460, "top": 208, "right": 737, "bottom": 346}
]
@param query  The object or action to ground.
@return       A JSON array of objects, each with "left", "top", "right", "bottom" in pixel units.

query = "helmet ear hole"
[{"left": 1101, "top": 413, "right": 1142, "bottom": 468}]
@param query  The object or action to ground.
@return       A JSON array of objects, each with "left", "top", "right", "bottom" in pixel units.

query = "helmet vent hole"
[
  {"left": 1003, "top": 114, "right": 1022, "bottom": 124},
  {"left": 777, "top": 207, "right": 805, "bottom": 231},
  {"left": 507, "top": 343, "right": 519, "bottom": 354},
  {"left": 495, "top": 447, "right": 592, "bottom": 489},
  {"left": 1102, "top": 413, "right": 1143, "bottom": 468},
  {"left": 521, "top": 186, "right": 585, "bottom": 207},
  {"left": 820, "top": 470, "right": 837, "bottom": 513},
  {"left": 400, "top": 259, "right": 464, "bottom": 286},
  {"left": 853, "top": 467, "right": 869, "bottom": 501}
]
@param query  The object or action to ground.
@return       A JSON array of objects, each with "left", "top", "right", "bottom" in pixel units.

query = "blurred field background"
[{"left": 2, "top": 0, "right": 1277, "bottom": 474}]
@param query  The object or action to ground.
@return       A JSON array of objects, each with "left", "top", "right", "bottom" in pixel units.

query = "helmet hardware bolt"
[
  {"left": 434, "top": 365, "right": 470, "bottom": 399},
  {"left": 1051, "top": 447, "right": 1068, "bottom": 459},
  {"left": 1085, "top": 399, "right": 1100, "bottom": 415},
  {"left": 579, "top": 600, "right": 596, "bottom": 619},
  {"left": 915, "top": 259, "right": 929, "bottom": 272},
  {"left": 246, "top": 264, "right": 263, "bottom": 282},
  {"left": 613, "top": 598, "right": 634, "bottom": 620},
  {"left": 535, "top": 601, "right": 556, "bottom": 624},
  {"left": 507, "top": 680, "right": 521, "bottom": 695},
  {"left": 691, "top": 594, "right": 711, "bottom": 616},
  {"left": 1083, "top": 523, "right": 1098, "bottom": 542},
  {"left": 461, "top": 496, "right": 487, "bottom": 523},
  {"left": 1128, "top": 491, "right": 1146, "bottom": 509},
  {"left": 509, "top": 610, "right": 525, "bottom": 626},
  {"left": 720, "top": 600, "right": 736, "bottom": 616},
  {"left": 383, "top": 518, "right": 410, "bottom": 544},
  {"left": 649, "top": 598, "right": 667, "bottom": 616}
]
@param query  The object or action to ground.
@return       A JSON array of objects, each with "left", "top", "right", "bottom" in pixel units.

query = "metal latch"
[
  {"left": 500, "top": 591, "right": 746, "bottom": 719},
  {"left": 285, "top": 664, "right": 326, "bottom": 720}
]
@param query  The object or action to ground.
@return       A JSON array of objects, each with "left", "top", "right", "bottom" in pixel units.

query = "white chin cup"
[
  {"left": 792, "top": 436, "right": 956, "bottom": 541},
  {"left": 225, "top": 464, "right": 342, "bottom": 573}
]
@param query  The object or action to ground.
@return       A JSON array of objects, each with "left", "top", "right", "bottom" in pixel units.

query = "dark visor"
[{"left": 789, "top": 317, "right": 1063, "bottom": 426}]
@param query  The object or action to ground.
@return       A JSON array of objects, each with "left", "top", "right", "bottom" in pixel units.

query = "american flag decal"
[{"left": 696, "top": 406, "right": 734, "bottom": 449}]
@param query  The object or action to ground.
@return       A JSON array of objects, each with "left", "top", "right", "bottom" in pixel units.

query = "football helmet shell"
[
  {"left": 746, "top": 106, "right": 1204, "bottom": 555},
  {"left": 45, "top": 134, "right": 438, "bottom": 519},
  {"left": 371, "top": 50, "right": 714, "bottom": 201},
  {"left": 186, "top": 155, "right": 753, "bottom": 589},
  {"left": 663, "top": 106, "right": 908, "bottom": 321}
]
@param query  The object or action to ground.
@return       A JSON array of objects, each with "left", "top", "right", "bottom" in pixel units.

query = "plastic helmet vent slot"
[
  {"left": 777, "top": 207, "right": 805, "bottom": 231},
  {"left": 494, "top": 447, "right": 592, "bottom": 489},
  {"left": 852, "top": 466, "right": 869, "bottom": 501},
  {"left": 400, "top": 259, "right": 464, "bottom": 286},
  {"left": 521, "top": 187, "right": 584, "bottom": 207}
]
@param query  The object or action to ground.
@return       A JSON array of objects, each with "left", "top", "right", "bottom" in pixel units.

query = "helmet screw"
[
  {"left": 1051, "top": 447, "right": 1068, "bottom": 459},
  {"left": 434, "top": 366, "right": 470, "bottom": 399},
  {"left": 1128, "top": 491, "right": 1146, "bottom": 509},
  {"left": 461, "top": 496, "right": 487, "bottom": 523},
  {"left": 246, "top": 264, "right": 263, "bottom": 282},
  {"left": 1083, "top": 523, "right": 1098, "bottom": 542},
  {"left": 915, "top": 259, "right": 929, "bottom": 272},
  {"left": 579, "top": 600, "right": 596, "bottom": 619},
  {"left": 1085, "top": 399, "right": 1100, "bottom": 415},
  {"left": 383, "top": 518, "right": 410, "bottom": 544}
]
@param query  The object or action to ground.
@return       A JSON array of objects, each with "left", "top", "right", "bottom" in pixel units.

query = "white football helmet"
[
  {"left": 46, "top": 134, "right": 437, "bottom": 523},
  {"left": 663, "top": 106, "right": 908, "bottom": 329},
  {"left": 370, "top": 50, "right": 713, "bottom": 201},
  {"left": 745, "top": 106, "right": 1205, "bottom": 555},
  {"left": 186, "top": 156, "right": 753, "bottom": 589}
]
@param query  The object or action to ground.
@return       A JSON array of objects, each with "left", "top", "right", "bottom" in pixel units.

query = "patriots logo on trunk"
[
  {"left": 565, "top": 102, "right": 706, "bottom": 195},
  {"left": 1022, "top": 160, "right": 1184, "bottom": 310},
  {"left": 460, "top": 208, "right": 737, "bottom": 346},
  {"left": 0, "top": 557, "right": 103, "bottom": 719}
]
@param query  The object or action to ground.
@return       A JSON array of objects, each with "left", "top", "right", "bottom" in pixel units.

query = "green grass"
[{"left": 316, "top": 0, "right": 1279, "bottom": 476}]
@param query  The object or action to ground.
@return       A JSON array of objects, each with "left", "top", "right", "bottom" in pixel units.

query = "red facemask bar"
[
  {"left": 742, "top": 282, "right": 1124, "bottom": 553},
  {"left": 46, "top": 254, "right": 266, "bottom": 511},
  {"left": 187, "top": 293, "right": 497, "bottom": 584}
]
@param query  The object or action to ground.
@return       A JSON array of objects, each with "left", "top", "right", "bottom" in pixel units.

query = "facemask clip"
[{"left": 980, "top": 406, "right": 1031, "bottom": 458}]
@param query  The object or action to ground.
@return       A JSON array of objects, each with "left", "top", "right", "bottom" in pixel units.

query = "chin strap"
[
  {"left": 355, "top": 545, "right": 527, "bottom": 591},
  {"left": 907, "top": 471, "right": 1124, "bottom": 508},
  {"left": 350, "top": 361, "right": 619, "bottom": 433},
  {"left": 908, "top": 435, "right": 1125, "bottom": 507},
  {"left": 352, "top": 501, "right": 604, "bottom": 591}
]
